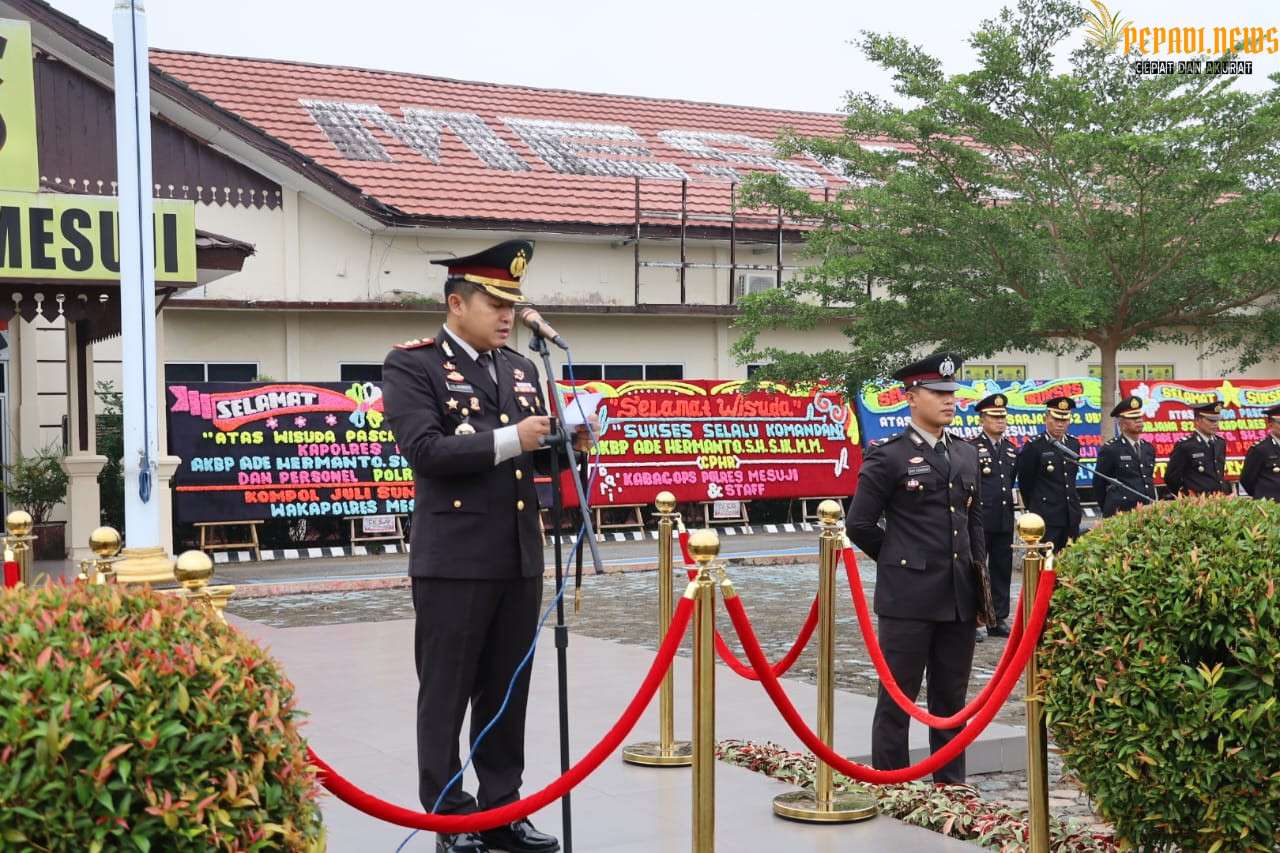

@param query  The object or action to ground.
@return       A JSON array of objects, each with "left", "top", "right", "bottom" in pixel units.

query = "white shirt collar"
[
  {"left": 909, "top": 422, "right": 944, "bottom": 449},
  {"left": 442, "top": 324, "right": 484, "bottom": 361}
]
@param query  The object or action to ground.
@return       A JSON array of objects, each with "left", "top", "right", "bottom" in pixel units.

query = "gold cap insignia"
[
  {"left": 995, "top": 396, "right": 1004, "bottom": 406},
  {"left": 1057, "top": 401, "right": 1069, "bottom": 411},
  {"left": 510, "top": 249, "right": 528, "bottom": 280},
  {"left": 1130, "top": 398, "right": 1140, "bottom": 409}
]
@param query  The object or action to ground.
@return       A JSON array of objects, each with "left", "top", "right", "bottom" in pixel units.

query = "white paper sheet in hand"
[{"left": 562, "top": 392, "right": 603, "bottom": 430}]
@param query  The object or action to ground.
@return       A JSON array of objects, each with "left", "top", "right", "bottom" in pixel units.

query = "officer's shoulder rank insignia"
[{"left": 394, "top": 337, "right": 434, "bottom": 350}]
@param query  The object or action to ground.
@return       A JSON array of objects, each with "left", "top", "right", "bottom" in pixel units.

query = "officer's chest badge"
[
  {"left": 447, "top": 371, "right": 465, "bottom": 382},
  {"left": 470, "top": 396, "right": 481, "bottom": 412},
  {"left": 908, "top": 456, "right": 924, "bottom": 464},
  {"left": 441, "top": 340, "right": 455, "bottom": 357},
  {"left": 455, "top": 422, "right": 476, "bottom": 436},
  {"left": 443, "top": 361, "right": 457, "bottom": 371},
  {"left": 513, "top": 368, "right": 525, "bottom": 380},
  {"left": 446, "top": 398, "right": 459, "bottom": 411},
  {"left": 906, "top": 478, "right": 922, "bottom": 491}
]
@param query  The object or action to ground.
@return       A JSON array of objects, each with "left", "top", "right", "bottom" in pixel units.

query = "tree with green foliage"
[{"left": 735, "top": 0, "right": 1280, "bottom": 433}]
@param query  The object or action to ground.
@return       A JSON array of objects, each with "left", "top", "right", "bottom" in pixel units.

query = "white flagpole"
[{"left": 112, "top": 0, "right": 161, "bottom": 548}]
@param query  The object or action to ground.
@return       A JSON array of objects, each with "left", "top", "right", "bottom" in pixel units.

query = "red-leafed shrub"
[{"left": 0, "top": 582, "right": 323, "bottom": 851}]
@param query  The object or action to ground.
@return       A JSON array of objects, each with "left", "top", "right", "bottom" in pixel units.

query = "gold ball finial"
[
  {"left": 1016, "top": 513, "right": 1046, "bottom": 545},
  {"left": 655, "top": 491, "right": 677, "bottom": 513},
  {"left": 817, "top": 499, "right": 843, "bottom": 525},
  {"left": 687, "top": 528, "right": 721, "bottom": 565},
  {"left": 174, "top": 550, "right": 215, "bottom": 590},
  {"left": 89, "top": 526, "right": 122, "bottom": 559},
  {"left": 5, "top": 510, "right": 33, "bottom": 538}
]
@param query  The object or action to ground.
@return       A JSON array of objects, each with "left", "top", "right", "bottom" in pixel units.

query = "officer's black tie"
[
  {"left": 476, "top": 351, "right": 496, "bottom": 382},
  {"left": 935, "top": 439, "right": 950, "bottom": 467}
]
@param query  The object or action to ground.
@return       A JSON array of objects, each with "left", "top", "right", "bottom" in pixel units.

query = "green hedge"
[
  {"left": 1041, "top": 496, "right": 1280, "bottom": 851},
  {"left": 0, "top": 583, "right": 323, "bottom": 851}
]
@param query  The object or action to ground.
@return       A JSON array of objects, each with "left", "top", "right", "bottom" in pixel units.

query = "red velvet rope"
[
  {"left": 309, "top": 595, "right": 695, "bottom": 832},
  {"left": 841, "top": 546, "right": 1025, "bottom": 728},
  {"left": 722, "top": 570, "right": 1056, "bottom": 785},
  {"left": 676, "top": 529, "right": 819, "bottom": 680}
]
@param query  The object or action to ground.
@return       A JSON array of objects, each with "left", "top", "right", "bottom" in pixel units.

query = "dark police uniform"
[
  {"left": 847, "top": 352, "right": 986, "bottom": 783},
  {"left": 382, "top": 241, "right": 561, "bottom": 853},
  {"left": 967, "top": 394, "right": 1016, "bottom": 634},
  {"left": 1015, "top": 396, "right": 1082, "bottom": 554},
  {"left": 1164, "top": 401, "right": 1231, "bottom": 497},
  {"left": 1240, "top": 405, "right": 1280, "bottom": 501},
  {"left": 1093, "top": 395, "right": 1157, "bottom": 517}
]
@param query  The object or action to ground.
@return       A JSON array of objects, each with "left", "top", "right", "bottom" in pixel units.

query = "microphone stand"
[
  {"left": 1050, "top": 438, "right": 1157, "bottom": 505},
  {"left": 528, "top": 332, "right": 606, "bottom": 853}
]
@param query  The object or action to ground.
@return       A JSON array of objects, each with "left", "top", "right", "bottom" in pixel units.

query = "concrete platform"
[{"left": 234, "top": 612, "right": 1015, "bottom": 850}]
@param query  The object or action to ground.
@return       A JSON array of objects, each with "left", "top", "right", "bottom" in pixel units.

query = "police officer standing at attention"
[
  {"left": 1240, "top": 404, "right": 1280, "bottom": 500},
  {"left": 383, "top": 240, "right": 593, "bottom": 853},
  {"left": 967, "top": 394, "right": 1016, "bottom": 639},
  {"left": 1164, "top": 401, "right": 1231, "bottom": 497},
  {"left": 847, "top": 352, "right": 987, "bottom": 784},
  {"left": 1093, "top": 395, "right": 1156, "bottom": 517},
  {"left": 1015, "top": 396, "right": 1083, "bottom": 554}
]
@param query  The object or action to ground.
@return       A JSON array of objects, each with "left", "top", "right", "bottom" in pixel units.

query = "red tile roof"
[{"left": 150, "top": 50, "right": 892, "bottom": 232}]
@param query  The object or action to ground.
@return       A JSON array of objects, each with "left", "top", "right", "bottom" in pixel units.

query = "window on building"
[
  {"left": 561, "top": 364, "right": 683, "bottom": 381},
  {"left": 962, "top": 364, "right": 995, "bottom": 380},
  {"left": 747, "top": 364, "right": 766, "bottom": 379},
  {"left": 1088, "top": 363, "right": 1173, "bottom": 381},
  {"left": 994, "top": 364, "right": 1027, "bottom": 381},
  {"left": 165, "top": 362, "right": 258, "bottom": 383},
  {"left": 340, "top": 363, "right": 383, "bottom": 383},
  {"left": 644, "top": 364, "right": 684, "bottom": 381},
  {"left": 604, "top": 364, "right": 644, "bottom": 381},
  {"left": 164, "top": 363, "right": 206, "bottom": 383}
]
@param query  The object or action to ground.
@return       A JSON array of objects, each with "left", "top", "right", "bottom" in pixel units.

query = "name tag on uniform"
[
  {"left": 515, "top": 381, "right": 538, "bottom": 394},
  {"left": 1120, "top": 455, "right": 1133, "bottom": 461},
  {"left": 447, "top": 382, "right": 474, "bottom": 393},
  {"left": 906, "top": 464, "right": 931, "bottom": 476},
  {"left": 1191, "top": 452, "right": 1205, "bottom": 459}
]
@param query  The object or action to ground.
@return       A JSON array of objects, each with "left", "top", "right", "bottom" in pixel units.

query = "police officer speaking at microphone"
[
  {"left": 1240, "top": 404, "right": 1280, "bottom": 501},
  {"left": 846, "top": 352, "right": 990, "bottom": 784},
  {"left": 1165, "top": 401, "right": 1232, "bottom": 497},
  {"left": 1015, "top": 396, "right": 1083, "bottom": 554},
  {"left": 967, "top": 393, "right": 1016, "bottom": 640},
  {"left": 382, "top": 240, "right": 594, "bottom": 853},
  {"left": 1093, "top": 395, "right": 1157, "bottom": 517}
]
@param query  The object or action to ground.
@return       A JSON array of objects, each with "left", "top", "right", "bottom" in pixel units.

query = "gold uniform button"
[
  {"left": 953, "top": 552, "right": 959, "bottom": 559},
  {"left": 500, "top": 414, "right": 510, "bottom": 424},
  {"left": 515, "top": 469, "right": 524, "bottom": 480},
  {"left": 900, "top": 559, "right": 907, "bottom": 566},
  {"left": 453, "top": 499, "right": 462, "bottom": 509},
  {"left": 517, "top": 500, "right": 525, "bottom": 510}
]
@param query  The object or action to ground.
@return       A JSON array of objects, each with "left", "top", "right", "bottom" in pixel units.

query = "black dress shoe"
[
  {"left": 987, "top": 620, "right": 1011, "bottom": 638},
  {"left": 480, "top": 818, "right": 560, "bottom": 853},
  {"left": 437, "top": 832, "right": 488, "bottom": 853}
]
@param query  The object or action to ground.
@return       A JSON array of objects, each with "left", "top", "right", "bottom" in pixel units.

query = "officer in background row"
[
  {"left": 1164, "top": 401, "right": 1231, "bottom": 497},
  {"left": 1093, "top": 395, "right": 1157, "bottom": 517},
  {"left": 1015, "top": 396, "right": 1083, "bottom": 554},
  {"left": 383, "top": 240, "right": 593, "bottom": 853},
  {"left": 967, "top": 394, "right": 1015, "bottom": 639},
  {"left": 847, "top": 352, "right": 987, "bottom": 783},
  {"left": 1241, "top": 404, "right": 1280, "bottom": 500}
]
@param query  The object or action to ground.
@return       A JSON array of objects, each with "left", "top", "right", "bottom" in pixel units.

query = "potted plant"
[{"left": 1, "top": 443, "right": 70, "bottom": 560}]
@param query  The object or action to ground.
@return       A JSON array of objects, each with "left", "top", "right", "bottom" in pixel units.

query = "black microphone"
[
  {"left": 1049, "top": 438, "right": 1081, "bottom": 460},
  {"left": 519, "top": 308, "right": 569, "bottom": 351}
]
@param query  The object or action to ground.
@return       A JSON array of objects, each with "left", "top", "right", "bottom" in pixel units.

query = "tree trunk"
[{"left": 1099, "top": 339, "right": 1119, "bottom": 439}]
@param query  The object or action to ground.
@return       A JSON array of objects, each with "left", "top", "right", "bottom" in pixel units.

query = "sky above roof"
[{"left": 44, "top": 0, "right": 1278, "bottom": 114}]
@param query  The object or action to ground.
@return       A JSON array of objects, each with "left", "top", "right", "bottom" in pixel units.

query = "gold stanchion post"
[
  {"left": 1015, "top": 513, "right": 1051, "bottom": 853},
  {"left": 773, "top": 500, "right": 877, "bottom": 823},
  {"left": 687, "top": 528, "right": 720, "bottom": 853},
  {"left": 77, "top": 527, "right": 123, "bottom": 584},
  {"left": 624, "top": 491, "right": 693, "bottom": 766},
  {"left": 4, "top": 510, "right": 36, "bottom": 587},
  {"left": 173, "top": 550, "right": 236, "bottom": 623}
]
